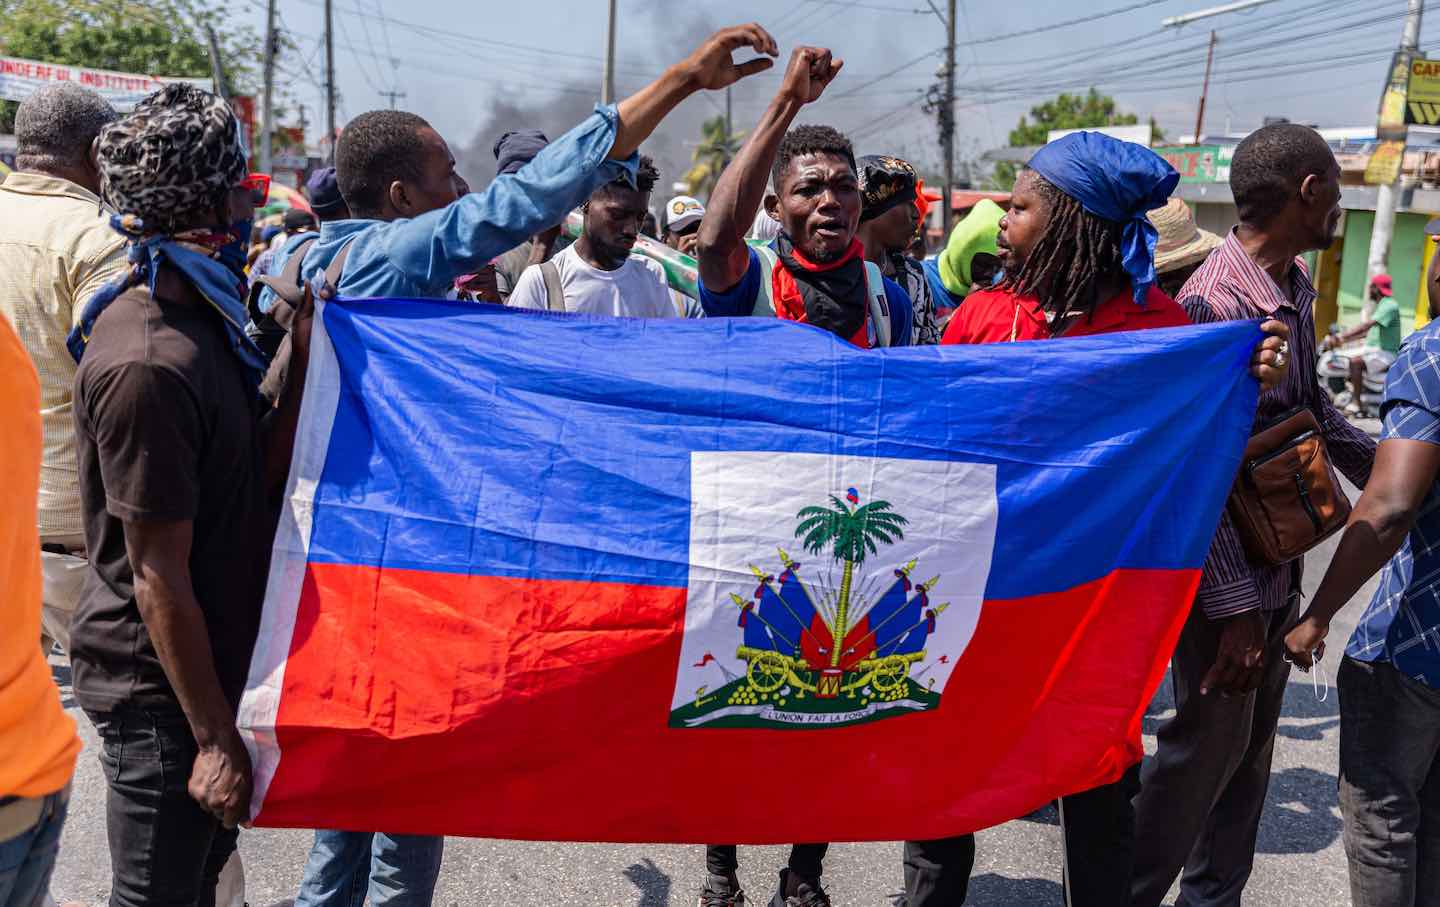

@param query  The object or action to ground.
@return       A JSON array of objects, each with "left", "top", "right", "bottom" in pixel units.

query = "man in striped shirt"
[{"left": 1131, "top": 123, "right": 1376, "bottom": 907}]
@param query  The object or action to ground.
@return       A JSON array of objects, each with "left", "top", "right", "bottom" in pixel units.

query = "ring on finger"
[{"left": 1275, "top": 352, "right": 1287, "bottom": 368}]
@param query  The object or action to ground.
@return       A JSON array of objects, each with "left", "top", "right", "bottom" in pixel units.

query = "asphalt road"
[{"left": 44, "top": 471, "right": 1376, "bottom": 907}]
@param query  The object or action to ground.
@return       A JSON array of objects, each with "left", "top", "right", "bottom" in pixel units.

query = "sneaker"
[
  {"left": 770, "top": 868, "right": 831, "bottom": 907},
  {"left": 700, "top": 871, "right": 746, "bottom": 907}
]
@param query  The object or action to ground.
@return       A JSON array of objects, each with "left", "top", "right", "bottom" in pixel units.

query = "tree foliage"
[
  {"left": 992, "top": 88, "right": 1157, "bottom": 190},
  {"left": 795, "top": 497, "right": 907, "bottom": 567},
  {"left": 685, "top": 115, "right": 742, "bottom": 201},
  {"left": 1007, "top": 87, "right": 1139, "bottom": 146},
  {"left": 0, "top": 0, "right": 261, "bottom": 132}
]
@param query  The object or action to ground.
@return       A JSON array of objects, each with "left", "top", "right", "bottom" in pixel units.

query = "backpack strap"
[
  {"left": 539, "top": 259, "right": 565, "bottom": 312},
  {"left": 862, "top": 260, "right": 893, "bottom": 348},
  {"left": 751, "top": 245, "right": 778, "bottom": 317},
  {"left": 246, "top": 235, "right": 318, "bottom": 326},
  {"left": 318, "top": 238, "right": 354, "bottom": 300},
  {"left": 258, "top": 238, "right": 352, "bottom": 404}
]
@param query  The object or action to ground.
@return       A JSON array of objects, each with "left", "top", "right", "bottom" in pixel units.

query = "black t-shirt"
[{"left": 71, "top": 285, "right": 270, "bottom": 714}]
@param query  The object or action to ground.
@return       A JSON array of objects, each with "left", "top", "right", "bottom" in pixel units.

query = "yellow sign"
[
  {"left": 1407, "top": 57, "right": 1440, "bottom": 125},
  {"left": 1365, "top": 140, "right": 1406, "bottom": 185}
]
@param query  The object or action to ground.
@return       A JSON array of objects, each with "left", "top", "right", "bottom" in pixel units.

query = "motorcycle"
[{"left": 1317, "top": 323, "right": 1386, "bottom": 418}]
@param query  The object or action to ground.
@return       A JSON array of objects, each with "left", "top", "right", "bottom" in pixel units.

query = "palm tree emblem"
[{"left": 794, "top": 487, "right": 908, "bottom": 667}]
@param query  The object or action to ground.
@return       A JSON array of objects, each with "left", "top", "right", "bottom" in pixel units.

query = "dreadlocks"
[{"left": 1001, "top": 169, "right": 1126, "bottom": 322}]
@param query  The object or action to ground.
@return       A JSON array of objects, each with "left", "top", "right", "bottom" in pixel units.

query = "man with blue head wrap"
[{"left": 927, "top": 131, "right": 1291, "bottom": 907}]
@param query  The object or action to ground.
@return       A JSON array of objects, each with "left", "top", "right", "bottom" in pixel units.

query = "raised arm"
[
  {"left": 383, "top": 25, "right": 779, "bottom": 293},
  {"left": 611, "top": 24, "right": 777, "bottom": 161},
  {"left": 695, "top": 47, "right": 844, "bottom": 294}
]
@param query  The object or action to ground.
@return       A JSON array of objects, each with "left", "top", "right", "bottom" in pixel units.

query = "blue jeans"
[
  {"left": 295, "top": 831, "right": 443, "bottom": 907},
  {"left": 0, "top": 784, "right": 69, "bottom": 907}
]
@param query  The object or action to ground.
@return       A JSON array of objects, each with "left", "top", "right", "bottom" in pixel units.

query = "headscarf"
[
  {"left": 938, "top": 198, "right": 1005, "bottom": 297},
  {"left": 857, "top": 155, "right": 919, "bottom": 223},
  {"left": 1026, "top": 131, "right": 1179, "bottom": 306},
  {"left": 70, "top": 83, "right": 265, "bottom": 391},
  {"left": 96, "top": 82, "right": 248, "bottom": 232}
]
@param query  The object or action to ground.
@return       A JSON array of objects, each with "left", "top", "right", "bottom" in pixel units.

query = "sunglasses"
[{"left": 239, "top": 173, "right": 271, "bottom": 208}]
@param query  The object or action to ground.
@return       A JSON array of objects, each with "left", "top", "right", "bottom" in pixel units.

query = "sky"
[{"left": 238, "top": 0, "right": 1431, "bottom": 188}]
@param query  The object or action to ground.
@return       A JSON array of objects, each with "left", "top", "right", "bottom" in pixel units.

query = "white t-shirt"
[{"left": 508, "top": 244, "right": 676, "bottom": 318}]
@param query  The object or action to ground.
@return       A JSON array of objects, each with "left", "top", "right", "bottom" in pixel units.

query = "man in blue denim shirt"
[
  {"left": 285, "top": 23, "right": 782, "bottom": 907},
  {"left": 1287, "top": 242, "right": 1440, "bottom": 905}
]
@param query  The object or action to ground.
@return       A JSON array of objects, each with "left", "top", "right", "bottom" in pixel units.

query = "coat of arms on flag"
[{"left": 669, "top": 452, "right": 997, "bottom": 729}]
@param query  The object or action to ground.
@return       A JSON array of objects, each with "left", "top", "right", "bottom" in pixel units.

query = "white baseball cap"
[{"left": 665, "top": 195, "right": 706, "bottom": 232}]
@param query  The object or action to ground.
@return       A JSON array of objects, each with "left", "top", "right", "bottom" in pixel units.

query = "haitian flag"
[{"left": 237, "top": 297, "right": 1261, "bottom": 842}]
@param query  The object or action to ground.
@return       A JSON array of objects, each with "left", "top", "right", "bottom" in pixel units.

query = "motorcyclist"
[{"left": 1323, "top": 273, "right": 1401, "bottom": 415}]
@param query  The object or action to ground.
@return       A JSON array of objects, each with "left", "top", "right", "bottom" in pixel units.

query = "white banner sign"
[{"left": 0, "top": 55, "right": 211, "bottom": 109}]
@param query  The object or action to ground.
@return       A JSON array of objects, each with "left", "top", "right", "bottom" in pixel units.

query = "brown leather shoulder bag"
[{"left": 1226, "top": 407, "right": 1351, "bottom": 566}]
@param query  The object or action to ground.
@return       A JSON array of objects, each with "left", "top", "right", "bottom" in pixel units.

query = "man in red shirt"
[{"left": 930, "top": 131, "right": 1289, "bottom": 907}]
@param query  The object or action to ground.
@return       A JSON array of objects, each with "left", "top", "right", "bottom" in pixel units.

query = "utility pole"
[
  {"left": 205, "top": 26, "right": 228, "bottom": 101},
  {"left": 1367, "top": 0, "right": 1425, "bottom": 315},
  {"left": 324, "top": 0, "right": 336, "bottom": 163},
  {"left": 601, "top": 0, "right": 617, "bottom": 105},
  {"left": 298, "top": 103, "right": 309, "bottom": 163},
  {"left": 942, "top": 0, "right": 957, "bottom": 240},
  {"left": 1194, "top": 31, "right": 1216, "bottom": 142},
  {"left": 379, "top": 89, "right": 406, "bottom": 109},
  {"left": 922, "top": 0, "right": 957, "bottom": 239},
  {"left": 260, "top": 0, "right": 277, "bottom": 174},
  {"left": 1164, "top": 0, "right": 1284, "bottom": 144}
]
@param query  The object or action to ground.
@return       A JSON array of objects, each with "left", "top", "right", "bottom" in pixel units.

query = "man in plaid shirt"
[
  {"left": 1131, "top": 123, "right": 1376, "bottom": 907},
  {"left": 1285, "top": 223, "right": 1440, "bottom": 905}
]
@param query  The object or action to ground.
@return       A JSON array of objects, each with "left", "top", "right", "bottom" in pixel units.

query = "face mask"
[{"left": 217, "top": 217, "right": 253, "bottom": 277}]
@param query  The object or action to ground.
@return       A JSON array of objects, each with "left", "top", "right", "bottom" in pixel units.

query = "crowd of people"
[{"left": 3, "top": 19, "right": 1440, "bottom": 907}]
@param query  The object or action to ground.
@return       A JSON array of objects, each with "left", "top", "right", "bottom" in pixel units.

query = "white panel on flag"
[{"left": 671, "top": 452, "right": 998, "bottom": 729}]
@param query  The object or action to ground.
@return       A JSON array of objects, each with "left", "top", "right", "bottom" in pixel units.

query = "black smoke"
[{"left": 453, "top": 5, "right": 746, "bottom": 210}]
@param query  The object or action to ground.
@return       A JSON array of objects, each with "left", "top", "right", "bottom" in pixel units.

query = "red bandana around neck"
[{"left": 772, "top": 236, "right": 872, "bottom": 347}]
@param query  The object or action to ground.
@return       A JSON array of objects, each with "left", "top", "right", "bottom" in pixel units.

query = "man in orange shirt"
[
  {"left": 0, "top": 311, "right": 80, "bottom": 906},
  {"left": 934, "top": 131, "right": 1289, "bottom": 907}
]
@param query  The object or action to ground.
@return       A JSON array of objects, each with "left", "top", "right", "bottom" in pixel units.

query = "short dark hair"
[
  {"left": 1230, "top": 124, "right": 1336, "bottom": 226},
  {"left": 593, "top": 154, "right": 659, "bottom": 200},
  {"left": 15, "top": 83, "right": 115, "bottom": 171},
  {"left": 772, "top": 124, "right": 855, "bottom": 189},
  {"left": 335, "top": 109, "right": 431, "bottom": 218}
]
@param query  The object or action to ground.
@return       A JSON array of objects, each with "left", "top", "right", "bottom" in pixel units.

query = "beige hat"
[{"left": 1148, "top": 197, "right": 1222, "bottom": 274}]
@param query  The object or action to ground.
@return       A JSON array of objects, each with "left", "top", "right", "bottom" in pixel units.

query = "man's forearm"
[
  {"left": 696, "top": 94, "right": 804, "bottom": 289},
  {"left": 1302, "top": 499, "right": 1414, "bottom": 627},
  {"left": 612, "top": 63, "right": 701, "bottom": 161},
  {"left": 1341, "top": 322, "right": 1374, "bottom": 343},
  {"left": 135, "top": 568, "right": 237, "bottom": 746}
]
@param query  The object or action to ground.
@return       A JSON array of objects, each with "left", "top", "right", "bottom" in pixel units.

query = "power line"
[
  {"left": 831, "top": 47, "right": 945, "bottom": 99},
  {"left": 289, "top": 0, "right": 663, "bottom": 77},
  {"left": 956, "top": 5, "right": 1413, "bottom": 102},
  {"left": 956, "top": 0, "right": 1176, "bottom": 46},
  {"left": 805, "top": 0, "right": 928, "bottom": 11}
]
